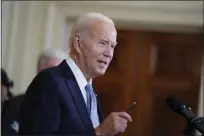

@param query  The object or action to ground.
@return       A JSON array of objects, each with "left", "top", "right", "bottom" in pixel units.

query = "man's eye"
[
  {"left": 100, "top": 41, "right": 106, "bottom": 45},
  {"left": 111, "top": 45, "right": 115, "bottom": 49}
]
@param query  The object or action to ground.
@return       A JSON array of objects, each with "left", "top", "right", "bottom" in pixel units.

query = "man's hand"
[{"left": 95, "top": 112, "right": 132, "bottom": 136}]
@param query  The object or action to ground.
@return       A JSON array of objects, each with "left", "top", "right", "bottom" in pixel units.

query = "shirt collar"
[{"left": 66, "top": 57, "right": 92, "bottom": 91}]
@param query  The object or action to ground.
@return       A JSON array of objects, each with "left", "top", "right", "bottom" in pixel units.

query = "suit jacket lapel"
[
  {"left": 96, "top": 96, "right": 104, "bottom": 123},
  {"left": 66, "top": 80, "right": 93, "bottom": 127},
  {"left": 58, "top": 60, "right": 93, "bottom": 128}
]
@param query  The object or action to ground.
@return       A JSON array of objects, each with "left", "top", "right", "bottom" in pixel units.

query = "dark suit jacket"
[
  {"left": 2, "top": 94, "right": 24, "bottom": 136},
  {"left": 18, "top": 60, "right": 104, "bottom": 135},
  {"left": 2, "top": 100, "right": 19, "bottom": 136}
]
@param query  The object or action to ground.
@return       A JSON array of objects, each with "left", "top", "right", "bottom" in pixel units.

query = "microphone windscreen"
[{"left": 166, "top": 95, "right": 185, "bottom": 113}]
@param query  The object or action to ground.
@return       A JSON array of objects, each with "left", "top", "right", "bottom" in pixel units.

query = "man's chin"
[{"left": 95, "top": 69, "right": 106, "bottom": 76}]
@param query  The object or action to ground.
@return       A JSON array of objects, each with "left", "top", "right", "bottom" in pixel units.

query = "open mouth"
[{"left": 97, "top": 60, "right": 108, "bottom": 65}]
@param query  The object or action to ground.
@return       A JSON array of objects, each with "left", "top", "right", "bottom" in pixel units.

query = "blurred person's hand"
[{"left": 95, "top": 112, "right": 132, "bottom": 135}]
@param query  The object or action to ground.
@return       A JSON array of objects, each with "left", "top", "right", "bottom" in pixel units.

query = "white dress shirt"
[{"left": 66, "top": 58, "right": 100, "bottom": 128}]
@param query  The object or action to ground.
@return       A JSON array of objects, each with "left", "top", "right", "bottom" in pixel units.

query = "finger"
[
  {"left": 113, "top": 122, "right": 124, "bottom": 134},
  {"left": 112, "top": 119, "right": 127, "bottom": 134},
  {"left": 113, "top": 115, "right": 128, "bottom": 126},
  {"left": 113, "top": 117, "right": 127, "bottom": 131},
  {"left": 118, "top": 117, "right": 128, "bottom": 124},
  {"left": 118, "top": 123, "right": 127, "bottom": 133},
  {"left": 117, "top": 112, "right": 132, "bottom": 122}
]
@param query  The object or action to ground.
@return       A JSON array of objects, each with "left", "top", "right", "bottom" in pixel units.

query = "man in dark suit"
[
  {"left": 19, "top": 12, "right": 132, "bottom": 136},
  {"left": 1, "top": 68, "right": 17, "bottom": 136},
  {"left": 2, "top": 49, "right": 67, "bottom": 136}
]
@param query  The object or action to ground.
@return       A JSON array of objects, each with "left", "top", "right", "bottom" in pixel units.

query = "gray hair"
[
  {"left": 69, "top": 12, "right": 115, "bottom": 51},
  {"left": 37, "top": 48, "right": 68, "bottom": 72}
]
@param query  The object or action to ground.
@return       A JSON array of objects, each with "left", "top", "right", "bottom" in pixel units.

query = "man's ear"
[{"left": 73, "top": 34, "right": 82, "bottom": 54}]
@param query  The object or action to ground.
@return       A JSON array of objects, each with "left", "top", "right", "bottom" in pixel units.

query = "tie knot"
[{"left": 85, "top": 84, "right": 93, "bottom": 93}]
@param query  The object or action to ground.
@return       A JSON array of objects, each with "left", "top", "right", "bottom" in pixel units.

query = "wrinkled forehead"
[{"left": 87, "top": 21, "right": 117, "bottom": 42}]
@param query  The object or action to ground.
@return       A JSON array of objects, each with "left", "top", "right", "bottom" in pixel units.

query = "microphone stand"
[
  {"left": 166, "top": 96, "right": 204, "bottom": 136},
  {"left": 183, "top": 116, "right": 204, "bottom": 136}
]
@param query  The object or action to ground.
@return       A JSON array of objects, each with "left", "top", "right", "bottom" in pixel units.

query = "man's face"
[{"left": 76, "top": 21, "right": 117, "bottom": 78}]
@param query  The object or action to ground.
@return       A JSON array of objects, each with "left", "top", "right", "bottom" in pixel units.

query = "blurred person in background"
[
  {"left": 37, "top": 48, "right": 68, "bottom": 73},
  {"left": 19, "top": 12, "right": 132, "bottom": 136},
  {"left": 1, "top": 68, "right": 14, "bottom": 104},
  {"left": 1, "top": 49, "right": 68, "bottom": 135},
  {"left": 1, "top": 68, "right": 17, "bottom": 135}
]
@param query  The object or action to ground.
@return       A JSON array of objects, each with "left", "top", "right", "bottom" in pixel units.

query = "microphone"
[{"left": 166, "top": 95, "right": 204, "bottom": 135}]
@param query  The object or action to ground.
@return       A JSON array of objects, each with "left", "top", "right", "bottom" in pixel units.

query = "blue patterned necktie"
[
  {"left": 85, "top": 84, "right": 93, "bottom": 115},
  {"left": 85, "top": 83, "right": 100, "bottom": 128}
]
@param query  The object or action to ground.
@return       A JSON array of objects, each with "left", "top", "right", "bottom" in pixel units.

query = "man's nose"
[{"left": 103, "top": 47, "right": 113, "bottom": 58}]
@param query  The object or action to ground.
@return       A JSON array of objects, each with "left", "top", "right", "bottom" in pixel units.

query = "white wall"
[
  {"left": 196, "top": 56, "right": 203, "bottom": 135},
  {"left": 2, "top": 1, "right": 69, "bottom": 94},
  {"left": 2, "top": 1, "right": 203, "bottom": 98},
  {"left": 55, "top": 1, "right": 203, "bottom": 33},
  {"left": 198, "top": 57, "right": 203, "bottom": 116}
]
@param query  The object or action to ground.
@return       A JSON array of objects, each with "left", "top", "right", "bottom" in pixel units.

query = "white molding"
[
  {"left": 56, "top": 1, "right": 203, "bottom": 15},
  {"left": 20, "top": 1, "right": 36, "bottom": 92},
  {"left": 59, "top": 19, "right": 69, "bottom": 52},
  {"left": 0, "top": 2, "right": 1, "bottom": 70},
  {"left": 0, "top": 1, "right": 1, "bottom": 66},
  {"left": 2, "top": 1, "right": 12, "bottom": 66},
  {"left": 44, "top": 2, "right": 56, "bottom": 49},
  {"left": 54, "top": 1, "right": 203, "bottom": 33},
  {"left": 6, "top": 1, "right": 20, "bottom": 76}
]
